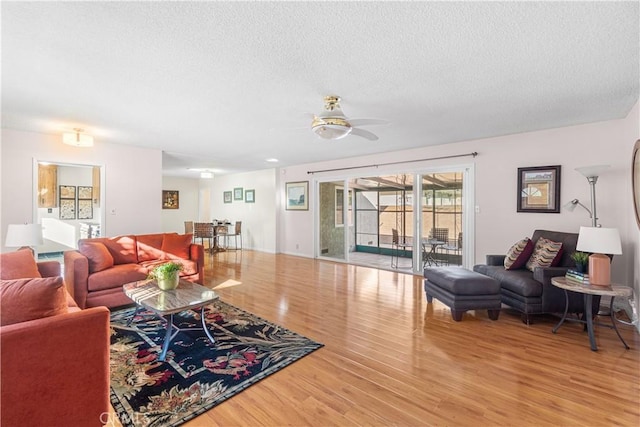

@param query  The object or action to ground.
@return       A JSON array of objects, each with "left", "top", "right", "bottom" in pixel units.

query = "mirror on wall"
[{"left": 35, "top": 161, "right": 103, "bottom": 256}]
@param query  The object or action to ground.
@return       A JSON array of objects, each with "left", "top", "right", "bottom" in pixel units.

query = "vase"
[
  {"left": 575, "top": 263, "right": 587, "bottom": 274},
  {"left": 157, "top": 274, "right": 180, "bottom": 290}
]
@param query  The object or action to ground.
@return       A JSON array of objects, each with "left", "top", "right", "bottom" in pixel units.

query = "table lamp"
[
  {"left": 5, "top": 223, "right": 44, "bottom": 255},
  {"left": 576, "top": 226, "right": 622, "bottom": 286}
]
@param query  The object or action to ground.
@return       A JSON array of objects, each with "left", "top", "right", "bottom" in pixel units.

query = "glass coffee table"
[{"left": 123, "top": 279, "right": 219, "bottom": 362}]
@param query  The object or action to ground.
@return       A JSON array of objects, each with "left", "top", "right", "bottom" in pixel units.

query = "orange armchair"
[{"left": 1, "top": 259, "right": 110, "bottom": 427}]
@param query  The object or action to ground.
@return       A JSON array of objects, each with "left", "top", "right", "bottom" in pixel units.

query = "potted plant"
[
  {"left": 570, "top": 251, "right": 589, "bottom": 273},
  {"left": 148, "top": 262, "right": 183, "bottom": 290}
]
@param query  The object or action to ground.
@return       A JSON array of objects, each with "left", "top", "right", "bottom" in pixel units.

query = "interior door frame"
[{"left": 32, "top": 158, "right": 107, "bottom": 248}]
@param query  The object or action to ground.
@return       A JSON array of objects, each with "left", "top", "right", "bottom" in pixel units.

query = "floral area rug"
[{"left": 109, "top": 301, "right": 323, "bottom": 427}]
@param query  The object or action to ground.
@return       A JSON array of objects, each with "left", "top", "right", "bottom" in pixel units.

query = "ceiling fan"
[{"left": 311, "top": 95, "right": 386, "bottom": 141}]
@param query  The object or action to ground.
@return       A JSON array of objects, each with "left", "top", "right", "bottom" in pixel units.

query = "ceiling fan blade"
[
  {"left": 349, "top": 118, "right": 389, "bottom": 127},
  {"left": 351, "top": 128, "right": 379, "bottom": 141}
]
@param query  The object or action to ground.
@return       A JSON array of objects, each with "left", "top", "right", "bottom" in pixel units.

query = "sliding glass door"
[{"left": 315, "top": 167, "right": 473, "bottom": 272}]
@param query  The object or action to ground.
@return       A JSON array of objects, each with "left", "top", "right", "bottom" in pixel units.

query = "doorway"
[
  {"left": 34, "top": 160, "right": 105, "bottom": 256},
  {"left": 316, "top": 167, "right": 472, "bottom": 273}
]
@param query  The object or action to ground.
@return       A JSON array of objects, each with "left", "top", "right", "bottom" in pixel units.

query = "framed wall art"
[
  {"left": 285, "top": 181, "right": 308, "bottom": 210},
  {"left": 224, "top": 191, "right": 232, "bottom": 203},
  {"left": 162, "top": 190, "right": 179, "bottom": 209},
  {"left": 517, "top": 165, "right": 561, "bottom": 213},
  {"left": 234, "top": 187, "right": 243, "bottom": 200},
  {"left": 78, "top": 199, "right": 93, "bottom": 219},
  {"left": 245, "top": 189, "right": 255, "bottom": 203},
  {"left": 59, "top": 185, "right": 76, "bottom": 199},
  {"left": 78, "top": 186, "right": 93, "bottom": 200},
  {"left": 59, "top": 199, "right": 76, "bottom": 220}
]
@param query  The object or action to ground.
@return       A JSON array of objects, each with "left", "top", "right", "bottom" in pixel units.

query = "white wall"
[
  {"left": 276, "top": 104, "right": 639, "bottom": 292},
  {"left": 207, "top": 169, "right": 277, "bottom": 253},
  {"left": 161, "top": 176, "right": 200, "bottom": 233},
  {"left": 1, "top": 129, "right": 163, "bottom": 252}
]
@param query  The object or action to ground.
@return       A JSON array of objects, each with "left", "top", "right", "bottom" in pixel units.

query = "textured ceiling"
[{"left": 2, "top": 1, "right": 638, "bottom": 178}]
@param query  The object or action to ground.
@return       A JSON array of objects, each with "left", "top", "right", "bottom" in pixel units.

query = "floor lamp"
[{"left": 564, "top": 165, "right": 610, "bottom": 227}]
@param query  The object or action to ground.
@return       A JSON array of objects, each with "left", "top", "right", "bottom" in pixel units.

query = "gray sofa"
[{"left": 473, "top": 229, "right": 599, "bottom": 324}]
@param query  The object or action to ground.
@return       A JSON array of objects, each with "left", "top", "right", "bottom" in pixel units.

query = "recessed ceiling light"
[{"left": 265, "top": 158, "right": 279, "bottom": 163}]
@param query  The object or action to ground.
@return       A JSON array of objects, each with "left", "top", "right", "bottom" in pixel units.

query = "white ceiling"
[{"left": 2, "top": 1, "right": 638, "bottom": 178}]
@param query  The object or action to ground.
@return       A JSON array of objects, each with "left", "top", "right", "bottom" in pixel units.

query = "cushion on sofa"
[
  {"left": 525, "top": 237, "right": 563, "bottom": 272},
  {"left": 78, "top": 241, "right": 114, "bottom": 273},
  {"left": 87, "top": 264, "right": 148, "bottom": 292},
  {"left": 0, "top": 249, "right": 42, "bottom": 279},
  {"left": 162, "top": 233, "right": 193, "bottom": 260},
  {"left": 84, "top": 236, "right": 138, "bottom": 265},
  {"left": 504, "top": 238, "right": 534, "bottom": 270},
  {"left": 474, "top": 265, "right": 544, "bottom": 297},
  {"left": 0, "top": 276, "right": 67, "bottom": 325},
  {"left": 137, "top": 233, "right": 166, "bottom": 262}
]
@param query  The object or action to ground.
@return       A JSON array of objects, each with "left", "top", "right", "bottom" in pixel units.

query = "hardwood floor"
[{"left": 114, "top": 250, "right": 640, "bottom": 426}]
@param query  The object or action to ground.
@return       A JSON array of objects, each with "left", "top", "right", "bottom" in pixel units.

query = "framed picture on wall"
[
  {"left": 285, "top": 181, "right": 308, "bottom": 210},
  {"left": 78, "top": 199, "right": 93, "bottom": 219},
  {"left": 245, "top": 189, "right": 255, "bottom": 203},
  {"left": 59, "top": 185, "right": 76, "bottom": 199},
  {"left": 517, "top": 165, "right": 561, "bottom": 213},
  {"left": 234, "top": 187, "right": 243, "bottom": 200},
  {"left": 59, "top": 199, "right": 76, "bottom": 220},
  {"left": 78, "top": 186, "right": 92, "bottom": 200},
  {"left": 224, "top": 191, "right": 232, "bottom": 203},
  {"left": 162, "top": 190, "right": 179, "bottom": 209}
]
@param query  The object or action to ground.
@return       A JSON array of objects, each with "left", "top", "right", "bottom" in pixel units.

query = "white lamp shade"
[
  {"left": 575, "top": 165, "right": 610, "bottom": 178},
  {"left": 563, "top": 199, "right": 578, "bottom": 212},
  {"left": 576, "top": 226, "right": 622, "bottom": 255},
  {"left": 5, "top": 224, "right": 44, "bottom": 247}
]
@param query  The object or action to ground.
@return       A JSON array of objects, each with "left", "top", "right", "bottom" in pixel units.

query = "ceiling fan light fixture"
[
  {"left": 62, "top": 128, "right": 94, "bottom": 147},
  {"left": 311, "top": 116, "right": 352, "bottom": 140}
]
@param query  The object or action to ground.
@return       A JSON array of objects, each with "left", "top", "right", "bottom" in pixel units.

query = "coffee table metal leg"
[
  {"left": 552, "top": 289, "right": 569, "bottom": 334},
  {"left": 159, "top": 313, "right": 174, "bottom": 362},
  {"left": 126, "top": 305, "right": 142, "bottom": 326},
  {"left": 609, "top": 297, "right": 630, "bottom": 349},
  {"left": 200, "top": 306, "right": 216, "bottom": 343},
  {"left": 584, "top": 294, "right": 598, "bottom": 351}
]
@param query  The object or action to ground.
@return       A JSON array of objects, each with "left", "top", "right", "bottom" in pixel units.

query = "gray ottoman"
[{"left": 424, "top": 267, "right": 501, "bottom": 321}]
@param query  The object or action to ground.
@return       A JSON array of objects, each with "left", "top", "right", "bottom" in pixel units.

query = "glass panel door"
[
  {"left": 318, "top": 181, "right": 346, "bottom": 261},
  {"left": 420, "top": 171, "right": 464, "bottom": 269}
]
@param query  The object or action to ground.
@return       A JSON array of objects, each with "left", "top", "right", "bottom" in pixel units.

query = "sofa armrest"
[
  {"left": 37, "top": 260, "right": 61, "bottom": 278},
  {"left": 190, "top": 243, "right": 205, "bottom": 284},
  {"left": 0, "top": 307, "right": 110, "bottom": 427},
  {"left": 64, "top": 250, "right": 90, "bottom": 308},
  {"left": 532, "top": 266, "right": 568, "bottom": 284},
  {"left": 486, "top": 255, "right": 506, "bottom": 266}
]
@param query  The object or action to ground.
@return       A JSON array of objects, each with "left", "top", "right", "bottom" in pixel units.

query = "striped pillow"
[
  {"left": 504, "top": 238, "right": 534, "bottom": 270},
  {"left": 525, "top": 237, "right": 563, "bottom": 272}
]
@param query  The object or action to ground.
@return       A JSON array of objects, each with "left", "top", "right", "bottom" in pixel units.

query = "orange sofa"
[
  {"left": 64, "top": 232, "right": 204, "bottom": 309},
  {"left": 1, "top": 250, "right": 110, "bottom": 427}
]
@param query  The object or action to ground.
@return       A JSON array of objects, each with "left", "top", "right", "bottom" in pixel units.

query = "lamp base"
[{"left": 588, "top": 253, "right": 611, "bottom": 286}]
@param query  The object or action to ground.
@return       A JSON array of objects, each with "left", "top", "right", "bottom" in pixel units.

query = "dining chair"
[
  {"left": 193, "top": 222, "right": 214, "bottom": 251},
  {"left": 184, "top": 221, "right": 194, "bottom": 241},
  {"left": 391, "top": 228, "right": 412, "bottom": 268},
  {"left": 225, "top": 221, "right": 243, "bottom": 250}
]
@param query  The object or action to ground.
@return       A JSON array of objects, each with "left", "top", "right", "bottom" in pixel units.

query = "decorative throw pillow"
[
  {"left": 0, "top": 249, "right": 42, "bottom": 279},
  {"left": 525, "top": 237, "right": 563, "bottom": 272},
  {"left": 78, "top": 241, "right": 114, "bottom": 273},
  {"left": 504, "top": 238, "right": 534, "bottom": 270},
  {"left": 162, "top": 233, "right": 193, "bottom": 259},
  {"left": 0, "top": 276, "right": 67, "bottom": 326}
]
